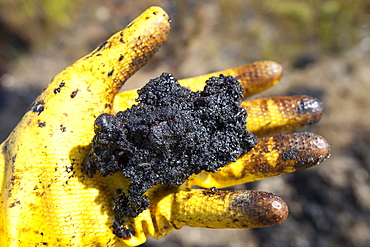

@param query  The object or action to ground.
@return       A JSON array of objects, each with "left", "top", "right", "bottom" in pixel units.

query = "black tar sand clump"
[{"left": 83, "top": 73, "right": 257, "bottom": 236}]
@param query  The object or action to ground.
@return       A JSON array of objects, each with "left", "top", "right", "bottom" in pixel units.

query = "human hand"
[{"left": 0, "top": 6, "right": 330, "bottom": 247}]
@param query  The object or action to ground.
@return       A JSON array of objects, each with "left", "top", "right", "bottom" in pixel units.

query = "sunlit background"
[{"left": 0, "top": 1, "right": 369, "bottom": 246}]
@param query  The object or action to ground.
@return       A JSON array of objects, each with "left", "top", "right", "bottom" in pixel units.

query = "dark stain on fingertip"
[
  {"left": 230, "top": 192, "right": 288, "bottom": 225},
  {"left": 281, "top": 148, "right": 299, "bottom": 161},
  {"left": 298, "top": 97, "right": 323, "bottom": 114}
]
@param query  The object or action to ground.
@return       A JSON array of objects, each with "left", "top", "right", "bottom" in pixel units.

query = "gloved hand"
[{"left": 0, "top": 6, "right": 330, "bottom": 247}]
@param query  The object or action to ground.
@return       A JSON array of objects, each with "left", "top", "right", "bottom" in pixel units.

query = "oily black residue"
[
  {"left": 70, "top": 90, "right": 78, "bottom": 98},
  {"left": 30, "top": 100, "right": 45, "bottom": 115},
  {"left": 83, "top": 73, "right": 257, "bottom": 236},
  {"left": 53, "top": 81, "right": 66, "bottom": 94}
]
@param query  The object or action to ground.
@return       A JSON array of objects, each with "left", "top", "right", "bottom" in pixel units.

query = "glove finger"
[
  {"left": 53, "top": 6, "right": 169, "bottom": 115},
  {"left": 112, "top": 61, "right": 282, "bottom": 111},
  {"left": 158, "top": 189, "right": 288, "bottom": 230},
  {"left": 179, "top": 60, "right": 282, "bottom": 98},
  {"left": 191, "top": 132, "right": 330, "bottom": 188},
  {"left": 245, "top": 96, "right": 323, "bottom": 138},
  {"left": 112, "top": 187, "right": 287, "bottom": 245}
]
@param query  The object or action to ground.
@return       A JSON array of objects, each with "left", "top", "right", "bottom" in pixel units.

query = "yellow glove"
[{"left": 0, "top": 6, "right": 330, "bottom": 247}]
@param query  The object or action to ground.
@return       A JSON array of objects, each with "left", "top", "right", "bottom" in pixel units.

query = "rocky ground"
[{"left": 0, "top": 1, "right": 369, "bottom": 247}]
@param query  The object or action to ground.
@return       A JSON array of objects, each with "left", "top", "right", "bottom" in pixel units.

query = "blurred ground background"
[{"left": 0, "top": 0, "right": 369, "bottom": 246}]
